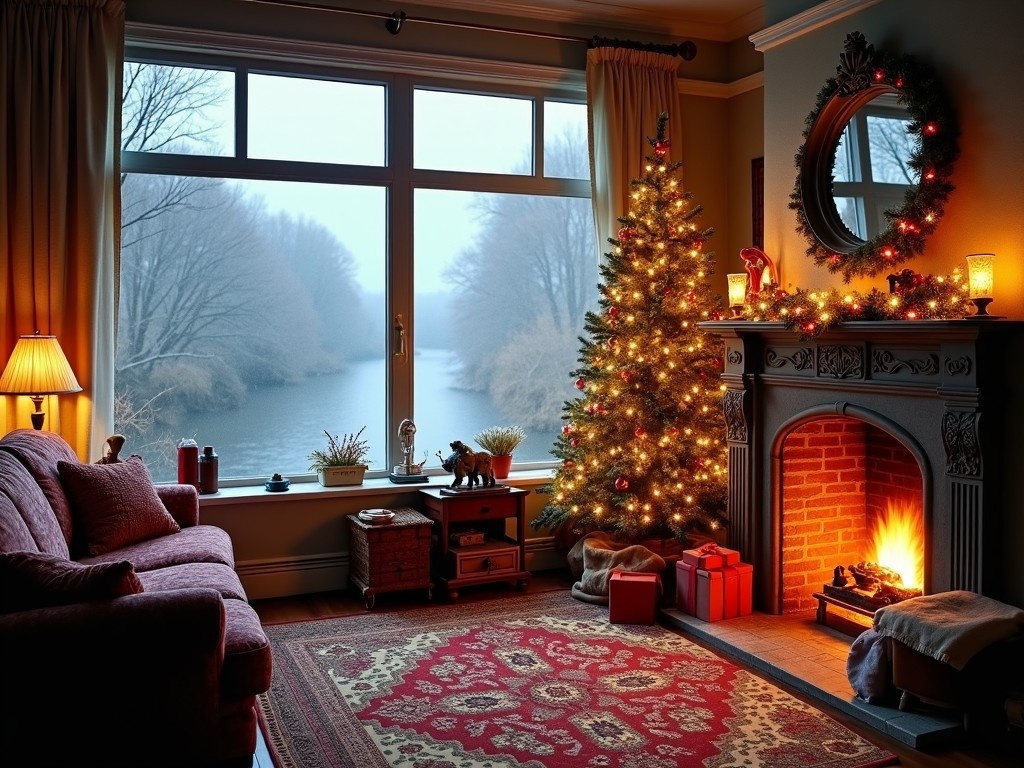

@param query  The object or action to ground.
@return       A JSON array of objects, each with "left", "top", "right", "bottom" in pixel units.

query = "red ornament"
[
  {"left": 654, "top": 140, "right": 669, "bottom": 158},
  {"left": 562, "top": 424, "right": 574, "bottom": 435},
  {"left": 608, "top": 306, "right": 620, "bottom": 318},
  {"left": 570, "top": 438, "right": 579, "bottom": 449},
  {"left": 619, "top": 370, "right": 631, "bottom": 383},
  {"left": 563, "top": 459, "right": 575, "bottom": 470},
  {"left": 634, "top": 426, "right": 646, "bottom": 439},
  {"left": 575, "top": 377, "right": 586, "bottom": 390},
  {"left": 617, "top": 226, "right": 638, "bottom": 241},
  {"left": 614, "top": 475, "right": 630, "bottom": 491}
]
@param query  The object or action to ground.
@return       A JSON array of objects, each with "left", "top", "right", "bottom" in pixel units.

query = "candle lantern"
[
  {"left": 966, "top": 253, "right": 996, "bottom": 317},
  {"left": 727, "top": 274, "right": 748, "bottom": 318}
]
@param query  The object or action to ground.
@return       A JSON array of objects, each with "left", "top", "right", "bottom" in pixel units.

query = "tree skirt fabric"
[{"left": 258, "top": 590, "right": 897, "bottom": 768}]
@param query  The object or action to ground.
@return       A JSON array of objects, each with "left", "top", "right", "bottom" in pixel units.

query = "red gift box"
[
  {"left": 681, "top": 543, "right": 740, "bottom": 570},
  {"left": 723, "top": 562, "right": 753, "bottom": 618},
  {"left": 675, "top": 560, "right": 698, "bottom": 615},
  {"left": 696, "top": 568, "right": 725, "bottom": 622},
  {"left": 609, "top": 570, "right": 659, "bottom": 625}
]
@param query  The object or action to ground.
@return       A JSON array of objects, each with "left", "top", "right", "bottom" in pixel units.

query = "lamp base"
[
  {"left": 967, "top": 298, "right": 1003, "bottom": 319},
  {"left": 29, "top": 395, "right": 45, "bottom": 430}
]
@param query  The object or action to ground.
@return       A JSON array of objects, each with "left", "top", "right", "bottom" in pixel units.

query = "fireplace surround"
[{"left": 701, "top": 320, "right": 1024, "bottom": 614}]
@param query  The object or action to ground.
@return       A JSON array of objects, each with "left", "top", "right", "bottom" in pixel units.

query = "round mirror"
[{"left": 790, "top": 32, "right": 959, "bottom": 282}]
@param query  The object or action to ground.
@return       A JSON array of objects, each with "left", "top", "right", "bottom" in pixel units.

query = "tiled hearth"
[{"left": 660, "top": 608, "right": 963, "bottom": 749}]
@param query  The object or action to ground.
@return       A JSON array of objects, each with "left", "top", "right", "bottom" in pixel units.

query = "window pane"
[
  {"left": 867, "top": 115, "right": 919, "bottom": 184},
  {"left": 413, "top": 188, "right": 598, "bottom": 464},
  {"left": 248, "top": 74, "right": 385, "bottom": 165},
  {"left": 117, "top": 174, "right": 387, "bottom": 481},
  {"left": 123, "top": 63, "right": 234, "bottom": 155},
  {"left": 835, "top": 196, "right": 866, "bottom": 239},
  {"left": 544, "top": 101, "right": 589, "bottom": 180},
  {"left": 414, "top": 90, "right": 533, "bottom": 174},
  {"left": 832, "top": 124, "right": 858, "bottom": 182}
]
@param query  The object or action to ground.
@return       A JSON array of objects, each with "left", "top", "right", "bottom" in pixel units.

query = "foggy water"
[{"left": 163, "top": 348, "right": 559, "bottom": 483}]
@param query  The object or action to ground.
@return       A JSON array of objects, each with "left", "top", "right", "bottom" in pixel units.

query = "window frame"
[{"left": 120, "top": 34, "right": 590, "bottom": 481}]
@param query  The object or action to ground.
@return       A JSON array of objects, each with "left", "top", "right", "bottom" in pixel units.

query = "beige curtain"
[
  {"left": 1, "top": 0, "right": 123, "bottom": 459},
  {"left": 586, "top": 46, "right": 684, "bottom": 261}
]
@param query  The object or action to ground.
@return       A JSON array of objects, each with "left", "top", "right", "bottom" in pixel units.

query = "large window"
[{"left": 118, "top": 46, "right": 595, "bottom": 483}]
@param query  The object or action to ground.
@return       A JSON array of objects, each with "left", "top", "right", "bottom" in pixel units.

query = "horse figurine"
[{"left": 437, "top": 440, "right": 495, "bottom": 489}]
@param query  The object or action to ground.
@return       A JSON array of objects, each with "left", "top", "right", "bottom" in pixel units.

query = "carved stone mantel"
[{"left": 699, "top": 319, "right": 1024, "bottom": 612}]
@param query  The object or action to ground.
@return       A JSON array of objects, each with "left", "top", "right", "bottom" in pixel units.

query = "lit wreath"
[{"left": 789, "top": 32, "right": 960, "bottom": 282}]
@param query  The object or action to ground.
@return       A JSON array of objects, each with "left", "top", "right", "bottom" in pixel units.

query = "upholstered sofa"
[{"left": 0, "top": 429, "right": 272, "bottom": 768}]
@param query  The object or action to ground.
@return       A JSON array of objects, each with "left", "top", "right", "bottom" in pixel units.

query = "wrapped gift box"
[
  {"left": 723, "top": 562, "right": 753, "bottom": 618},
  {"left": 695, "top": 567, "right": 726, "bottom": 622},
  {"left": 681, "top": 544, "right": 740, "bottom": 571},
  {"left": 609, "top": 571, "right": 659, "bottom": 625},
  {"left": 675, "top": 560, "right": 698, "bottom": 615}
]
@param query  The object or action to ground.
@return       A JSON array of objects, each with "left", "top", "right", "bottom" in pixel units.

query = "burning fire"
[{"left": 866, "top": 498, "right": 924, "bottom": 590}]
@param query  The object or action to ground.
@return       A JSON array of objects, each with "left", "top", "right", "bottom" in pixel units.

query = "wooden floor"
[{"left": 250, "top": 570, "right": 1020, "bottom": 768}]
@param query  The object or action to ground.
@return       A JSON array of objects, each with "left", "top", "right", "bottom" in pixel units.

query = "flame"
[{"left": 866, "top": 499, "right": 924, "bottom": 590}]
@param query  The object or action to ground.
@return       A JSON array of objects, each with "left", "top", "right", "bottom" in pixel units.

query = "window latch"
[{"left": 394, "top": 314, "right": 406, "bottom": 358}]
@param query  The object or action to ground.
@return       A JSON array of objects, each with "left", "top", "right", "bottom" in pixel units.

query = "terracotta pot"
[{"left": 490, "top": 454, "right": 513, "bottom": 479}]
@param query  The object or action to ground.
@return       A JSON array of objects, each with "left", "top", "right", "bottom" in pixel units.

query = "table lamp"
[{"left": 0, "top": 332, "right": 82, "bottom": 430}]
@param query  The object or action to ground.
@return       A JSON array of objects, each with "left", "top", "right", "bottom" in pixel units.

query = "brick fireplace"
[{"left": 701, "top": 320, "right": 1024, "bottom": 614}]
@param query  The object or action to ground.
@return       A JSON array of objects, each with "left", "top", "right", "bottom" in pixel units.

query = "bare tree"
[{"left": 445, "top": 127, "right": 597, "bottom": 425}]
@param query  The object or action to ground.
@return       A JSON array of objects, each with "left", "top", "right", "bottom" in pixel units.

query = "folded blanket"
[
  {"left": 567, "top": 531, "right": 665, "bottom": 605},
  {"left": 874, "top": 590, "right": 1024, "bottom": 670}
]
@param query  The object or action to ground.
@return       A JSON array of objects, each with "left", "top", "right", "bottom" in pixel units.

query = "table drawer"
[
  {"left": 450, "top": 543, "right": 519, "bottom": 578},
  {"left": 441, "top": 494, "right": 519, "bottom": 523}
]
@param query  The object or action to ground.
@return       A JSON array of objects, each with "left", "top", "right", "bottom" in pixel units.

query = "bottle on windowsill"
[{"left": 198, "top": 445, "right": 219, "bottom": 494}]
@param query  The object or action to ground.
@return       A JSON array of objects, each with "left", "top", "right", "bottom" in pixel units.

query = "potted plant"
[
  {"left": 308, "top": 427, "right": 370, "bottom": 486},
  {"left": 473, "top": 425, "right": 526, "bottom": 480}
]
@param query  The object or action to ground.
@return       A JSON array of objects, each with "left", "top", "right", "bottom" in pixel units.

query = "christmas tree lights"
[{"left": 533, "top": 114, "right": 728, "bottom": 542}]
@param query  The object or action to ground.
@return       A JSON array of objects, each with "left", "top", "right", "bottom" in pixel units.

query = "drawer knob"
[{"left": 481, "top": 557, "right": 492, "bottom": 570}]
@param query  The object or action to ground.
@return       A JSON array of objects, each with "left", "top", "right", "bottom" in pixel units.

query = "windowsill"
[{"left": 194, "top": 469, "right": 555, "bottom": 508}]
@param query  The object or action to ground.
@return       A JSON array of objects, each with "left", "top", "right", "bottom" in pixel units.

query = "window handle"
[{"left": 394, "top": 314, "right": 406, "bottom": 358}]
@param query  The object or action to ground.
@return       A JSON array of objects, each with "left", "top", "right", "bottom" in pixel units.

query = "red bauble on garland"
[
  {"left": 614, "top": 475, "right": 630, "bottom": 491},
  {"left": 575, "top": 377, "right": 586, "bottom": 390}
]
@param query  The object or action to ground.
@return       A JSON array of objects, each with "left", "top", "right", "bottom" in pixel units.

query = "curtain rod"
[{"left": 241, "top": 1, "right": 696, "bottom": 59}]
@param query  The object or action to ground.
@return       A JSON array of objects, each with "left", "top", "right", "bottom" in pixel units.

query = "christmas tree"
[{"left": 533, "top": 113, "right": 729, "bottom": 543}]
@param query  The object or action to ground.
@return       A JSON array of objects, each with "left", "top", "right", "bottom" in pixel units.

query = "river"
[{"left": 158, "top": 348, "right": 562, "bottom": 483}]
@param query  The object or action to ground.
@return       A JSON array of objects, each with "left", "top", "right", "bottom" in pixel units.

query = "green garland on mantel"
[{"left": 789, "top": 32, "right": 960, "bottom": 282}]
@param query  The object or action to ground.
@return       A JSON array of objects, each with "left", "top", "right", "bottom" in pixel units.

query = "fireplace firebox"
[{"left": 700, "top": 320, "right": 1024, "bottom": 613}]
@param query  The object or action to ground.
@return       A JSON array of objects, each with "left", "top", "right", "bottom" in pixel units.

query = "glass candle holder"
[
  {"left": 727, "top": 273, "right": 748, "bottom": 317},
  {"left": 966, "top": 253, "right": 995, "bottom": 316}
]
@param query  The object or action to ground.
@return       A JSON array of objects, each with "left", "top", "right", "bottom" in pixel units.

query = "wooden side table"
[
  {"left": 420, "top": 486, "right": 530, "bottom": 600},
  {"left": 347, "top": 508, "right": 433, "bottom": 609}
]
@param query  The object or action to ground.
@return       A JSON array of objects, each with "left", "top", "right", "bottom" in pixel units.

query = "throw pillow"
[
  {"left": 0, "top": 551, "right": 143, "bottom": 613},
  {"left": 58, "top": 457, "right": 181, "bottom": 556}
]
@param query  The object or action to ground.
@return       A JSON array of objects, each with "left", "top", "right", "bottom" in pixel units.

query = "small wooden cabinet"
[
  {"left": 347, "top": 508, "right": 433, "bottom": 609},
  {"left": 420, "top": 486, "right": 530, "bottom": 600}
]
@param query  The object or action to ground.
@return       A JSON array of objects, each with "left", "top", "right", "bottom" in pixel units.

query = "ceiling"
[{"left": 392, "top": 0, "right": 766, "bottom": 43}]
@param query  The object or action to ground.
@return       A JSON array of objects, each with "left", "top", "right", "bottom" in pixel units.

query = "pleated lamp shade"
[{"left": 0, "top": 333, "right": 82, "bottom": 429}]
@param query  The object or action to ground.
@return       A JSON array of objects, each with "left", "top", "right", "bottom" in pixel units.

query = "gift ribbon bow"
[{"left": 698, "top": 542, "right": 720, "bottom": 554}]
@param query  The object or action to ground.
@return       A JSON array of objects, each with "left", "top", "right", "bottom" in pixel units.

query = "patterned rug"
[{"left": 258, "top": 590, "right": 897, "bottom": 768}]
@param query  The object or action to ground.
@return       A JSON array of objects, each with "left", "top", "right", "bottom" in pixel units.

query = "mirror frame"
[{"left": 790, "top": 32, "right": 960, "bottom": 282}]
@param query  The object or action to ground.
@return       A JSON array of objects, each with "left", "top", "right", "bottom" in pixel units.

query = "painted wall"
[{"left": 761, "top": 0, "right": 1024, "bottom": 315}]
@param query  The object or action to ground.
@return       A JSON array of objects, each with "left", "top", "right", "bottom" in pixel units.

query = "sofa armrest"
[
  {"left": 0, "top": 588, "right": 226, "bottom": 762},
  {"left": 157, "top": 482, "right": 200, "bottom": 527}
]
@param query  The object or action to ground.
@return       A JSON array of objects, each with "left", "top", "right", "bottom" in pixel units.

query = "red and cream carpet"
[{"left": 258, "top": 590, "right": 897, "bottom": 768}]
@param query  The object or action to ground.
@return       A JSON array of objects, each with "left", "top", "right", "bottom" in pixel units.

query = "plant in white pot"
[
  {"left": 308, "top": 427, "right": 370, "bottom": 486},
  {"left": 473, "top": 425, "right": 526, "bottom": 480}
]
